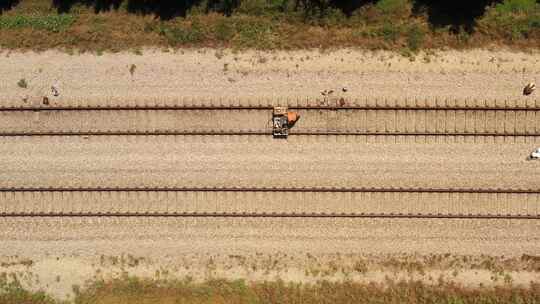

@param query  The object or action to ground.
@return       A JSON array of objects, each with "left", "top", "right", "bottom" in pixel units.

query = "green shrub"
[
  {"left": 378, "top": 22, "right": 401, "bottom": 42},
  {"left": 479, "top": 0, "right": 540, "bottom": 40},
  {"left": 159, "top": 20, "right": 204, "bottom": 45},
  {"left": 232, "top": 17, "right": 276, "bottom": 48},
  {"left": 407, "top": 24, "right": 425, "bottom": 51},
  {"left": 214, "top": 18, "right": 234, "bottom": 41},
  {"left": 375, "top": 0, "right": 412, "bottom": 17},
  {"left": 0, "top": 14, "right": 75, "bottom": 32},
  {"left": 493, "top": 0, "right": 538, "bottom": 14}
]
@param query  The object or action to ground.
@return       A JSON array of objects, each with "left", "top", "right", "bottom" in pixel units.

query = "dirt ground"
[
  {"left": 0, "top": 48, "right": 539, "bottom": 300},
  {"left": 0, "top": 48, "right": 539, "bottom": 106},
  {"left": 0, "top": 217, "right": 539, "bottom": 300}
]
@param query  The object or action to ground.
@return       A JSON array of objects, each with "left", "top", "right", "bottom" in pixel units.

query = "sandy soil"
[{"left": 0, "top": 48, "right": 539, "bottom": 107}]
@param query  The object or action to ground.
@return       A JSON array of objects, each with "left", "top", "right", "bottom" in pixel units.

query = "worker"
[{"left": 287, "top": 111, "right": 300, "bottom": 127}]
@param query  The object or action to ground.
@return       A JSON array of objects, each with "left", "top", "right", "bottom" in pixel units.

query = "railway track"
[
  {"left": 2, "top": 101, "right": 538, "bottom": 220},
  {"left": 1, "top": 106, "right": 539, "bottom": 137},
  {"left": 1, "top": 187, "right": 538, "bottom": 218}
]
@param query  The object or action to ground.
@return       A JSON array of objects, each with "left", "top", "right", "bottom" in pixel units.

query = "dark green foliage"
[
  {"left": 478, "top": 0, "right": 540, "bottom": 40},
  {"left": 378, "top": 22, "right": 400, "bottom": 42},
  {"left": 1, "top": 0, "right": 540, "bottom": 51},
  {"left": 406, "top": 23, "right": 424, "bottom": 50},
  {"left": 232, "top": 17, "right": 276, "bottom": 48}
]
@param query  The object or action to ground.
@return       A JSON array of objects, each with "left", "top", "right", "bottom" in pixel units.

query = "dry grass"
[
  {"left": 1, "top": 253, "right": 539, "bottom": 303},
  {"left": 2, "top": 275, "right": 538, "bottom": 304},
  {"left": 0, "top": 0, "right": 538, "bottom": 52}
]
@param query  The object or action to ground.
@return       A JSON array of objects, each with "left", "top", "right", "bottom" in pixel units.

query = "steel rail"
[
  {"left": 1, "top": 106, "right": 540, "bottom": 111},
  {"left": 0, "top": 131, "right": 540, "bottom": 137},
  {"left": 0, "top": 212, "right": 537, "bottom": 219},
  {"left": 1, "top": 187, "right": 538, "bottom": 193},
  {"left": 1, "top": 131, "right": 540, "bottom": 137}
]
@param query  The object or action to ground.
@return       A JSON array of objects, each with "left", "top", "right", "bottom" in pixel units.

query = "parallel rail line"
[
  {"left": 1, "top": 106, "right": 540, "bottom": 111},
  {"left": 2, "top": 131, "right": 540, "bottom": 137},
  {"left": 0, "top": 212, "right": 537, "bottom": 219},
  {"left": 2, "top": 188, "right": 538, "bottom": 219},
  {"left": 2, "top": 187, "right": 538, "bottom": 193}
]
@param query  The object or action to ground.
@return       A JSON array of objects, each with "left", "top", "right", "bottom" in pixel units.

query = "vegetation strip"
[
  {"left": 0, "top": 275, "right": 539, "bottom": 304},
  {"left": 0, "top": 0, "right": 539, "bottom": 51}
]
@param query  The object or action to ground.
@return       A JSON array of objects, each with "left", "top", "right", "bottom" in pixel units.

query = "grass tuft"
[
  {"left": 129, "top": 64, "right": 136, "bottom": 76},
  {"left": 17, "top": 78, "right": 28, "bottom": 88},
  {"left": 406, "top": 23, "right": 425, "bottom": 51}
]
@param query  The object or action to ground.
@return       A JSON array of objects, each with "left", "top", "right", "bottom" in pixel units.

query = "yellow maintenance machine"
[{"left": 272, "top": 107, "right": 300, "bottom": 138}]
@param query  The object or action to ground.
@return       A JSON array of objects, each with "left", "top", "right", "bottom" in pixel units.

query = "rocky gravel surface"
[
  {"left": 0, "top": 48, "right": 539, "bottom": 299},
  {"left": 1, "top": 217, "right": 538, "bottom": 257},
  {"left": 0, "top": 136, "right": 539, "bottom": 189}
]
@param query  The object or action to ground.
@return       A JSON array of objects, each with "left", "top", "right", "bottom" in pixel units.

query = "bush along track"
[{"left": 0, "top": 0, "right": 538, "bottom": 52}]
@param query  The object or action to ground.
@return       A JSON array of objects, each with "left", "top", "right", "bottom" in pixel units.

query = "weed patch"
[
  {"left": 378, "top": 22, "right": 401, "bottom": 42},
  {"left": 213, "top": 18, "right": 234, "bottom": 41},
  {"left": 159, "top": 20, "right": 205, "bottom": 45},
  {"left": 0, "top": 14, "right": 75, "bottom": 32},
  {"left": 8, "top": 275, "right": 539, "bottom": 304},
  {"left": 129, "top": 64, "right": 136, "bottom": 76},
  {"left": 0, "top": 273, "right": 55, "bottom": 304},
  {"left": 232, "top": 17, "right": 277, "bottom": 49},
  {"left": 376, "top": 0, "right": 412, "bottom": 18},
  {"left": 478, "top": 0, "right": 540, "bottom": 41},
  {"left": 406, "top": 24, "right": 425, "bottom": 51},
  {"left": 17, "top": 78, "right": 28, "bottom": 88}
]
